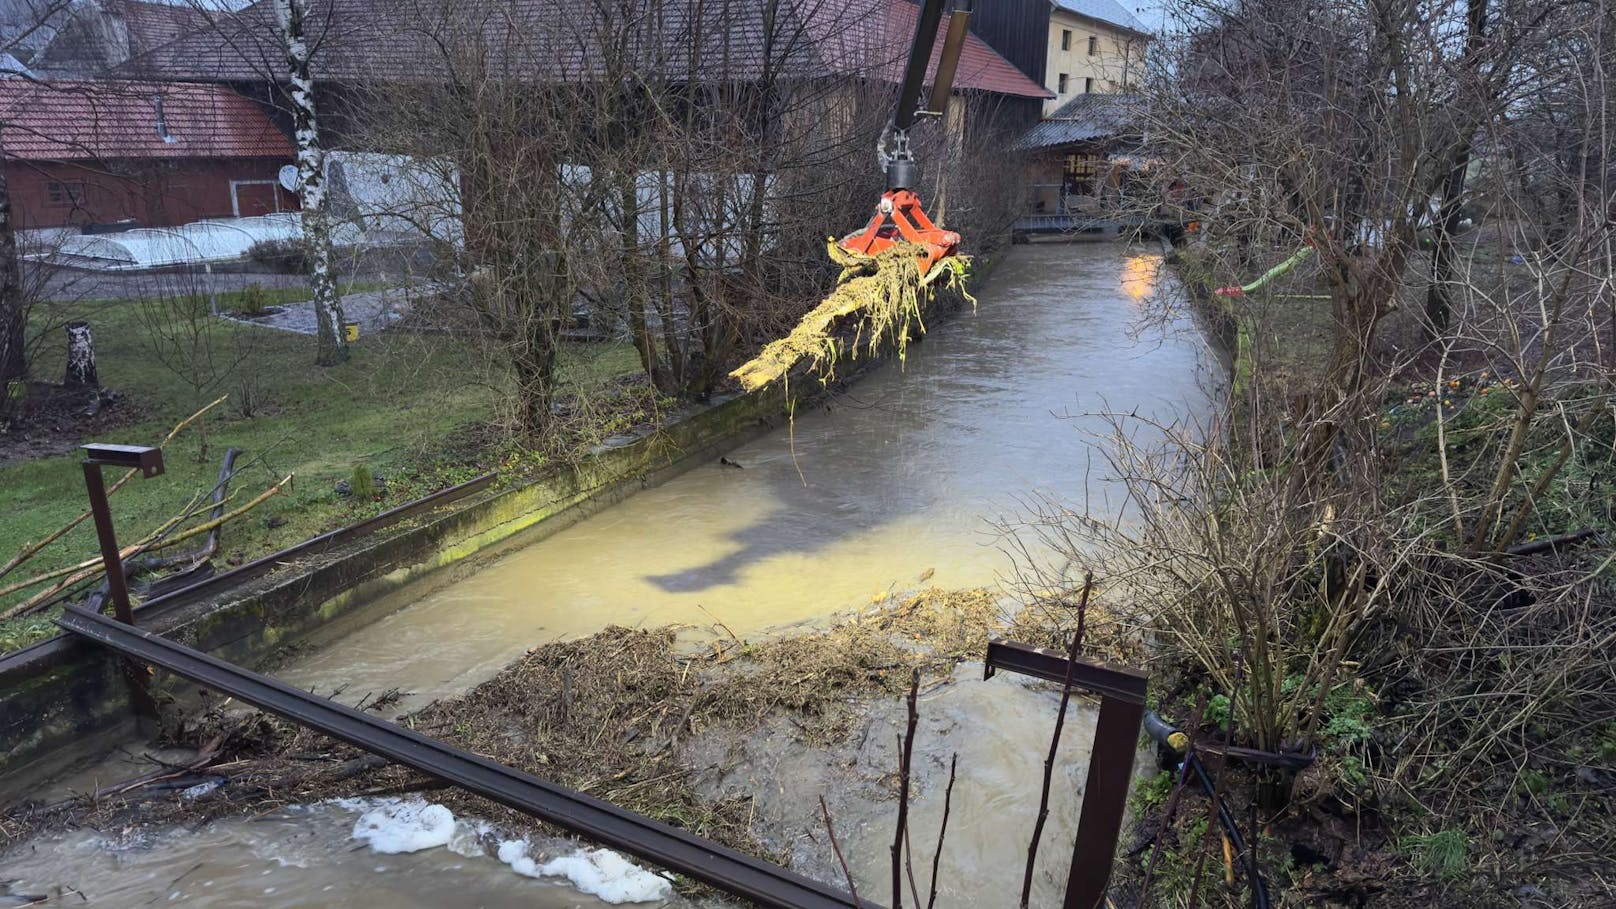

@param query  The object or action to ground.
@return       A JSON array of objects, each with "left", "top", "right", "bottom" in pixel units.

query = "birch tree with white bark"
[{"left": 273, "top": 0, "right": 346, "bottom": 366}]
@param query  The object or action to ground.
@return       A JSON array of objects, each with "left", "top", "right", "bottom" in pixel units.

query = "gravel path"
[{"left": 224, "top": 284, "right": 442, "bottom": 336}]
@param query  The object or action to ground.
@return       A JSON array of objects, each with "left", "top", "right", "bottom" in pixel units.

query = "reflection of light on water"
[{"left": 1121, "top": 254, "right": 1162, "bottom": 303}]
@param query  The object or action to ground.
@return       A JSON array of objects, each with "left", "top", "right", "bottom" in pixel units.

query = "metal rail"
[
  {"left": 56, "top": 605, "right": 870, "bottom": 909},
  {"left": 984, "top": 639, "right": 1146, "bottom": 703},
  {"left": 0, "top": 473, "right": 495, "bottom": 686},
  {"left": 984, "top": 638, "right": 1147, "bottom": 909}
]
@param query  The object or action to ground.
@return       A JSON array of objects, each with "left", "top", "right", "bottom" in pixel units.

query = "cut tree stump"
[{"left": 64, "top": 320, "right": 98, "bottom": 388}]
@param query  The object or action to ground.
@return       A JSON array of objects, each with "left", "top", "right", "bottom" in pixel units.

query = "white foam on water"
[
  {"left": 447, "top": 819, "right": 493, "bottom": 858},
  {"left": 338, "top": 798, "right": 670, "bottom": 902},
  {"left": 350, "top": 799, "right": 457, "bottom": 854},
  {"left": 496, "top": 840, "right": 673, "bottom": 904}
]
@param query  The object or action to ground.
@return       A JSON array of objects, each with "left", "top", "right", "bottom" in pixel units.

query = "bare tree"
[
  {"left": 0, "top": 0, "right": 77, "bottom": 403},
  {"left": 1011, "top": 0, "right": 1612, "bottom": 818}
]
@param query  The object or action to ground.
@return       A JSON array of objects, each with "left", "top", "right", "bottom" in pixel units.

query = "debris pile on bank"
[{"left": 2, "top": 587, "right": 1014, "bottom": 895}]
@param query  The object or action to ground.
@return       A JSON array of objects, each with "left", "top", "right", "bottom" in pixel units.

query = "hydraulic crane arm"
[{"left": 839, "top": 0, "right": 973, "bottom": 276}]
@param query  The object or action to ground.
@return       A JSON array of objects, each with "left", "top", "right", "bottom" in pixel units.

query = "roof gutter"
[{"left": 1048, "top": 4, "right": 1154, "bottom": 43}]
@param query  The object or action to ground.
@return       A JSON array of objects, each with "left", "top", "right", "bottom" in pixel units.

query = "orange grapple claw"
[{"left": 838, "top": 189, "right": 959, "bottom": 277}]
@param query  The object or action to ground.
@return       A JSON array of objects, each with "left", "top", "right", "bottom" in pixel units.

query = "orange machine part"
[{"left": 839, "top": 189, "right": 960, "bottom": 276}]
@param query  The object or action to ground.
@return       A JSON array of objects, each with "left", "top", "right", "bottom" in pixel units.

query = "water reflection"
[{"left": 1121, "top": 253, "right": 1162, "bottom": 303}]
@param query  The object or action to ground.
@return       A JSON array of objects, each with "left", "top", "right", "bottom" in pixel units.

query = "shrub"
[
  {"left": 248, "top": 239, "right": 311, "bottom": 274},
  {"left": 239, "top": 282, "right": 273, "bottom": 317},
  {"left": 350, "top": 464, "right": 376, "bottom": 498}
]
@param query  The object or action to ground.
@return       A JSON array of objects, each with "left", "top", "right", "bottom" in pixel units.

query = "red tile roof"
[
  {"left": 0, "top": 80, "right": 293, "bottom": 160},
  {"left": 126, "top": 0, "right": 1050, "bottom": 99}
]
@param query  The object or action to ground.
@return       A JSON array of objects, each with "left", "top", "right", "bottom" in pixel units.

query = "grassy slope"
[{"left": 0, "top": 295, "right": 639, "bottom": 651}]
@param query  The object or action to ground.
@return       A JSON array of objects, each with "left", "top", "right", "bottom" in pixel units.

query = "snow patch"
[
  {"left": 350, "top": 799, "right": 456, "bottom": 854},
  {"left": 497, "top": 840, "right": 672, "bottom": 904}
]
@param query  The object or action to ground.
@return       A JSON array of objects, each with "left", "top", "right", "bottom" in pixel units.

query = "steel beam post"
[
  {"left": 984, "top": 638, "right": 1147, "bottom": 909},
  {"left": 81, "top": 461, "right": 133, "bottom": 625}
]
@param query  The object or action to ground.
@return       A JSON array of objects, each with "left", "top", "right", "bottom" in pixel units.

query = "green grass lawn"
[{"left": 0, "top": 292, "right": 641, "bottom": 652}]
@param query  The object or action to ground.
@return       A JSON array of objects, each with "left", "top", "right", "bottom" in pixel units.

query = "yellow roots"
[{"left": 729, "top": 239, "right": 972, "bottom": 392}]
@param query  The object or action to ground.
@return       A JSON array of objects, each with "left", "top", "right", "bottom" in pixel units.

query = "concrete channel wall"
[{"left": 0, "top": 279, "right": 982, "bottom": 784}]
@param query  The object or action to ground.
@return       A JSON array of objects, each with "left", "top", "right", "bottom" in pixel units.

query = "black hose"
[{"left": 1143, "top": 710, "right": 1272, "bottom": 909}]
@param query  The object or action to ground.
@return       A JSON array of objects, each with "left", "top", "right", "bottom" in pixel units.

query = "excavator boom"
[{"left": 837, "top": 0, "right": 972, "bottom": 276}]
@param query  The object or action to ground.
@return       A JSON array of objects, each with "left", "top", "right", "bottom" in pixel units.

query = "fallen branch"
[
  {"left": 31, "top": 734, "right": 226, "bottom": 815},
  {"left": 0, "top": 472, "right": 289, "bottom": 621},
  {"left": 143, "top": 474, "right": 291, "bottom": 553},
  {"left": 0, "top": 396, "right": 227, "bottom": 582},
  {"left": 730, "top": 242, "right": 968, "bottom": 392},
  {"left": 0, "top": 503, "right": 200, "bottom": 618}
]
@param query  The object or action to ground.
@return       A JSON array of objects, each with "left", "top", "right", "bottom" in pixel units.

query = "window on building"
[
  {"left": 46, "top": 181, "right": 84, "bottom": 206},
  {"left": 1061, "top": 29, "right": 1071, "bottom": 51},
  {"left": 1084, "top": 77, "right": 1094, "bottom": 94},
  {"left": 1087, "top": 35, "right": 1098, "bottom": 56},
  {"left": 1064, "top": 152, "right": 1103, "bottom": 196},
  {"left": 1057, "top": 73, "right": 1069, "bottom": 94},
  {"left": 153, "top": 95, "right": 175, "bottom": 143}
]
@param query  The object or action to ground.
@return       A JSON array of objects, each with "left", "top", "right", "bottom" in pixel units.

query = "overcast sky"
[{"left": 1130, "top": 0, "right": 1172, "bottom": 32}]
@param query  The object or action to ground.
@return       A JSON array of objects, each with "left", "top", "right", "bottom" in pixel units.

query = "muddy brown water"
[{"left": 4, "top": 243, "right": 1213, "bottom": 907}]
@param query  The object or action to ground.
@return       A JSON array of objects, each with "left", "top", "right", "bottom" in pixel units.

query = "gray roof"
[
  {"left": 1014, "top": 92, "right": 1143, "bottom": 151},
  {"left": 1051, "top": 0, "right": 1149, "bottom": 38},
  {"left": 0, "top": 0, "right": 70, "bottom": 59}
]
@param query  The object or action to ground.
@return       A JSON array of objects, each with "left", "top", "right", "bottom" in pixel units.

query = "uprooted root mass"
[{"left": 729, "top": 241, "right": 971, "bottom": 392}]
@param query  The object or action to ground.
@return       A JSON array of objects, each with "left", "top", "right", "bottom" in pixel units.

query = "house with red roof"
[
  {"left": 125, "top": 0, "right": 1053, "bottom": 137},
  {"left": 0, "top": 79, "right": 297, "bottom": 230}
]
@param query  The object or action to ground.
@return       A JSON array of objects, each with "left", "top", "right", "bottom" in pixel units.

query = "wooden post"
[{"left": 64, "top": 320, "right": 98, "bottom": 388}]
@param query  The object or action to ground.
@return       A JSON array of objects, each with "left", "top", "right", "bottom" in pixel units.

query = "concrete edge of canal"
[{"left": 0, "top": 272, "right": 991, "bottom": 789}]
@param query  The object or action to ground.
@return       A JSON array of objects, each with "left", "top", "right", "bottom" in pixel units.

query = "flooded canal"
[
  {"left": 286, "top": 243, "right": 1211, "bottom": 710},
  {"left": 4, "top": 243, "right": 1214, "bottom": 907}
]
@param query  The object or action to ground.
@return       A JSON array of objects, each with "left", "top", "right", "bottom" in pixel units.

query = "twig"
[
  {"left": 891, "top": 667, "right": 920, "bottom": 909},
  {"left": 0, "top": 396, "right": 227, "bottom": 582},
  {"left": 926, "top": 753, "right": 957, "bottom": 909},
  {"left": 820, "top": 795, "right": 863, "bottom": 908},
  {"left": 32, "top": 733, "right": 226, "bottom": 814},
  {"left": 1021, "top": 572, "right": 1093, "bottom": 909},
  {"left": 694, "top": 602, "right": 740, "bottom": 643}
]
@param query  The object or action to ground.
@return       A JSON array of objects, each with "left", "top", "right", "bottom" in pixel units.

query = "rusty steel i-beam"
[
  {"left": 56, "top": 605, "right": 872, "bottom": 909},
  {"left": 984, "top": 638, "right": 1148, "bottom": 909}
]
